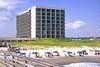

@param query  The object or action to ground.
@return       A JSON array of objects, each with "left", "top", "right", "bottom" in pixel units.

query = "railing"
[{"left": 0, "top": 51, "right": 55, "bottom": 67}]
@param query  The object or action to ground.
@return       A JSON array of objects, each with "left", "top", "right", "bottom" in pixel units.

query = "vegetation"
[{"left": 11, "top": 38, "right": 100, "bottom": 49}]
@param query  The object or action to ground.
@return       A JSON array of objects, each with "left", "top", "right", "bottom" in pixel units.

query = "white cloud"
[
  {"left": 0, "top": 0, "right": 22, "bottom": 23},
  {"left": 0, "top": 0, "right": 23, "bottom": 36},
  {"left": 0, "top": 0, "right": 21, "bottom": 10},
  {"left": 66, "top": 20, "right": 87, "bottom": 30},
  {"left": 0, "top": 16, "right": 8, "bottom": 21},
  {"left": 95, "top": 26, "right": 100, "bottom": 31}
]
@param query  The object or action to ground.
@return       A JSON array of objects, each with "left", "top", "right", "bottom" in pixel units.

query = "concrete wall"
[
  {"left": 16, "top": 10, "right": 31, "bottom": 38},
  {"left": 31, "top": 6, "right": 36, "bottom": 38}
]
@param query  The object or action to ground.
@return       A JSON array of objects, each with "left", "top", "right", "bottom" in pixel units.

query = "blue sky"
[{"left": 0, "top": 0, "right": 100, "bottom": 37}]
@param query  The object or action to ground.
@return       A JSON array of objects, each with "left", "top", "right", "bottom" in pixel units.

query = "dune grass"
[{"left": 11, "top": 38, "right": 100, "bottom": 48}]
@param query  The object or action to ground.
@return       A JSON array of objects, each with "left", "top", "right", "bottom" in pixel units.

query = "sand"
[{"left": 34, "top": 56, "right": 100, "bottom": 66}]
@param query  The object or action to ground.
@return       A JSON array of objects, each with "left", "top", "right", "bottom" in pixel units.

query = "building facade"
[{"left": 16, "top": 6, "right": 65, "bottom": 38}]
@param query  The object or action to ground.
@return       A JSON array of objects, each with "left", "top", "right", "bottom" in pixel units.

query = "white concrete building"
[{"left": 16, "top": 6, "right": 65, "bottom": 38}]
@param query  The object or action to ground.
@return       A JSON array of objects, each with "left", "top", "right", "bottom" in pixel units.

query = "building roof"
[
  {"left": 17, "top": 8, "right": 31, "bottom": 16},
  {"left": 17, "top": 6, "right": 65, "bottom": 16},
  {"left": 32, "top": 6, "right": 65, "bottom": 10}
]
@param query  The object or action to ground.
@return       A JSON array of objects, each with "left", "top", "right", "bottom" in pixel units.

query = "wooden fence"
[{"left": 0, "top": 51, "right": 55, "bottom": 67}]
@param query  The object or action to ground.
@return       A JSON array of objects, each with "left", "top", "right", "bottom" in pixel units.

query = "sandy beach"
[{"left": 35, "top": 56, "right": 100, "bottom": 66}]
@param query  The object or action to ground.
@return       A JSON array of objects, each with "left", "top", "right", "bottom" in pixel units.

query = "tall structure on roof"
[{"left": 16, "top": 6, "right": 65, "bottom": 38}]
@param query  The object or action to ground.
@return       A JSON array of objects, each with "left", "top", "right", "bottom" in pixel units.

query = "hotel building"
[{"left": 16, "top": 6, "right": 65, "bottom": 38}]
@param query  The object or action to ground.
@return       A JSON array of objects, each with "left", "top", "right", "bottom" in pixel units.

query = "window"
[
  {"left": 36, "top": 12, "right": 41, "bottom": 15},
  {"left": 61, "top": 27, "right": 64, "bottom": 30},
  {"left": 42, "top": 20, "right": 45, "bottom": 23},
  {"left": 61, "top": 10, "right": 64, "bottom": 13},
  {"left": 47, "top": 35, "right": 50, "bottom": 38},
  {"left": 42, "top": 16, "right": 45, "bottom": 19},
  {"left": 36, "top": 8, "right": 41, "bottom": 11},
  {"left": 52, "top": 13, "right": 55, "bottom": 17},
  {"left": 36, "top": 16, "right": 41, "bottom": 19},
  {"left": 61, "top": 13, "right": 64, "bottom": 16},
  {"left": 47, "top": 9, "right": 50, "bottom": 12},
  {"left": 57, "top": 17, "right": 60, "bottom": 19},
  {"left": 42, "top": 24, "right": 45, "bottom": 26},
  {"left": 52, "top": 35, "right": 55, "bottom": 38},
  {"left": 56, "top": 35, "right": 60, "bottom": 38},
  {"left": 36, "top": 35, "right": 41, "bottom": 38},
  {"left": 42, "top": 35, "right": 46, "bottom": 38},
  {"left": 61, "top": 17, "right": 64, "bottom": 20},
  {"left": 36, "top": 23, "right": 41, "bottom": 26},
  {"left": 52, "top": 17, "right": 55, "bottom": 19},
  {"left": 52, "top": 31, "right": 55, "bottom": 34},
  {"left": 47, "top": 13, "right": 50, "bottom": 16},
  {"left": 57, "top": 21, "right": 60, "bottom": 23},
  {"left": 56, "top": 13, "right": 60, "bottom": 16},
  {"left": 36, "top": 20, "right": 41, "bottom": 23},
  {"left": 61, "top": 21, "right": 64, "bottom": 23},
  {"left": 61, "top": 24, "right": 64, "bottom": 27},
  {"left": 36, "top": 30, "right": 41, "bottom": 34},
  {"left": 36, "top": 27, "right": 41, "bottom": 30},
  {"left": 42, "top": 27, "right": 46, "bottom": 30},
  {"left": 57, "top": 31, "right": 60, "bottom": 34},
  {"left": 41, "top": 9, "right": 45, "bottom": 15},
  {"left": 47, "top": 20, "right": 50, "bottom": 23},
  {"left": 47, "top": 23, "right": 50, "bottom": 26},
  {"left": 61, "top": 10, "right": 65, "bottom": 16},
  {"left": 56, "top": 28, "right": 60, "bottom": 30},
  {"left": 47, "top": 16, "right": 50, "bottom": 19},
  {"left": 52, "top": 9, "right": 55, "bottom": 13},
  {"left": 52, "top": 27, "right": 55, "bottom": 30},
  {"left": 42, "top": 9, "right": 45, "bottom": 12},
  {"left": 36, "top": 8, "right": 41, "bottom": 15},
  {"left": 47, "top": 31, "right": 50, "bottom": 34},
  {"left": 42, "top": 12, "right": 45, "bottom": 15},
  {"left": 52, "top": 24, "right": 55, "bottom": 27},
  {"left": 56, "top": 10, "right": 60, "bottom": 13},
  {"left": 61, "top": 31, "right": 64, "bottom": 34},
  {"left": 47, "top": 27, "right": 50, "bottom": 30},
  {"left": 42, "top": 31, "right": 46, "bottom": 36},
  {"left": 56, "top": 24, "right": 60, "bottom": 27},
  {"left": 52, "top": 20, "right": 55, "bottom": 24}
]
